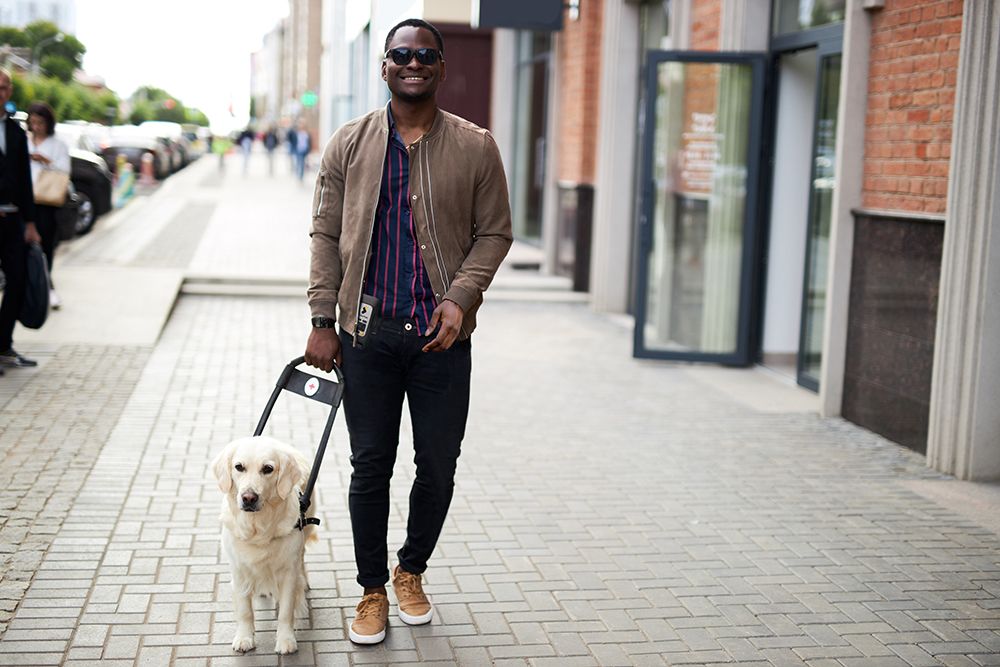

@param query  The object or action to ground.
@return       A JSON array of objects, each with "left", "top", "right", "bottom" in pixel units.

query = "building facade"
[
  {"left": 486, "top": 0, "right": 998, "bottom": 480},
  {"left": 0, "top": 0, "right": 75, "bottom": 33}
]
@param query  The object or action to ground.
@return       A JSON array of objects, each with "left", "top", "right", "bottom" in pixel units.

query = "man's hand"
[
  {"left": 305, "top": 327, "right": 342, "bottom": 371},
  {"left": 422, "top": 300, "right": 464, "bottom": 352},
  {"left": 24, "top": 222, "right": 41, "bottom": 245}
]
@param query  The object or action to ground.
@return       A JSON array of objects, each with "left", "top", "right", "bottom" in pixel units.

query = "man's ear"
[
  {"left": 276, "top": 451, "right": 306, "bottom": 501},
  {"left": 212, "top": 443, "right": 235, "bottom": 493},
  {"left": 381, "top": 60, "right": 387, "bottom": 80}
]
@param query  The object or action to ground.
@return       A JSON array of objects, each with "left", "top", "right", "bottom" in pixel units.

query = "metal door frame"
[
  {"left": 633, "top": 50, "right": 767, "bottom": 364},
  {"left": 790, "top": 31, "right": 844, "bottom": 391}
]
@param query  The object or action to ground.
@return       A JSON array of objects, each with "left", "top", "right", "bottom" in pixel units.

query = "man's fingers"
[{"left": 424, "top": 310, "right": 441, "bottom": 336}]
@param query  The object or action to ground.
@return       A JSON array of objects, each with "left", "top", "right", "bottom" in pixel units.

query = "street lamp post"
[{"left": 31, "top": 33, "right": 64, "bottom": 76}]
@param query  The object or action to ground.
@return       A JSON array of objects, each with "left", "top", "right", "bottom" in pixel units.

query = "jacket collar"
[{"left": 380, "top": 102, "right": 443, "bottom": 142}]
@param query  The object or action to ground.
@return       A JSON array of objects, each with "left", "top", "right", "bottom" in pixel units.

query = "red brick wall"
[
  {"left": 862, "top": 0, "right": 963, "bottom": 214},
  {"left": 555, "top": 0, "right": 603, "bottom": 184},
  {"left": 690, "top": 0, "right": 721, "bottom": 51}
]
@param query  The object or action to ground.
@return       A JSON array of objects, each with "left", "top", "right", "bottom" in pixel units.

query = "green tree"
[{"left": 21, "top": 20, "right": 86, "bottom": 83}]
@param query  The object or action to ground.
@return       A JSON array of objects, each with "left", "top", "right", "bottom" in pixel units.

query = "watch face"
[{"left": 312, "top": 317, "right": 335, "bottom": 328}]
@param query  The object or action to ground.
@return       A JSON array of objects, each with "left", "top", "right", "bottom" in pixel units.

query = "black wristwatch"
[{"left": 311, "top": 316, "right": 336, "bottom": 329}]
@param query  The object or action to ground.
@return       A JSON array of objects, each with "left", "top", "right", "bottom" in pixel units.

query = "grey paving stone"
[{"left": 3, "top": 280, "right": 1000, "bottom": 667}]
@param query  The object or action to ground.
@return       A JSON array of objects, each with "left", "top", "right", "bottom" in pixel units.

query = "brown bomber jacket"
[{"left": 308, "top": 105, "right": 513, "bottom": 341}]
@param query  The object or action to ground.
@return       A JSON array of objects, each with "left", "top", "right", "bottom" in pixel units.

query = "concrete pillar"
[
  {"left": 590, "top": 0, "right": 640, "bottom": 313},
  {"left": 489, "top": 29, "right": 518, "bottom": 193},
  {"left": 927, "top": 1, "right": 1000, "bottom": 481},
  {"left": 817, "top": 1, "right": 872, "bottom": 417}
]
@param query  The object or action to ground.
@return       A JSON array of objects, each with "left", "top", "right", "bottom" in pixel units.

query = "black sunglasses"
[{"left": 384, "top": 47, "right": 442, "bottom": 66}]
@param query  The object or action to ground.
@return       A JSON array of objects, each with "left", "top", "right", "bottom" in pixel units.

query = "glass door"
[
  {"left": 797, "top": 49, "right": 842, "bottom": 389},
  {"left": 634, "top": 51, "right": 766, "bottom": 363}
]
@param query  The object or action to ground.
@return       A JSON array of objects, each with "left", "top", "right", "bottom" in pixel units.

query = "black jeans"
[
  {"left": 339, "top": 319, "right": 471, "bottom": 588},
  {"left": 0, "top": 219, "right": 26, "bottom": 352}
]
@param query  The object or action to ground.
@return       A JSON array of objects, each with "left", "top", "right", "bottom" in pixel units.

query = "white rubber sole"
[
  {"left": 348, "top": 626, "right": 386, "bottom": 644},
  {"left": 398, "top": 606, "right": 433, "bottom": 625}
]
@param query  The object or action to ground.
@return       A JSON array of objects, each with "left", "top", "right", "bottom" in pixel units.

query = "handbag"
[
  {"left": 34, "top": 169, "right": 69, "bottom": 206},
  {"left": 18, "top": 242, "right": 50, "bottom": 329}
]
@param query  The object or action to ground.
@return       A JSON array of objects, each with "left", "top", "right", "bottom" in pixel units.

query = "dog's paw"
[
  {"left": 275, "top": 634, "right": 298, "bottom": 655},
  {"left": 232, "top": 635, "right": 256, "bottom": 653}
]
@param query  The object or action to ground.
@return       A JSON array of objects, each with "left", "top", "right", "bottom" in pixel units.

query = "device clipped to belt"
[{"left": 354, "top": 294, "right": 381, "bottom": 348}]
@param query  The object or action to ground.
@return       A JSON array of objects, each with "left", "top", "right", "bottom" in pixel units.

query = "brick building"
[{"left": 485, "top": 0, "right": 999, "bottom": 480}]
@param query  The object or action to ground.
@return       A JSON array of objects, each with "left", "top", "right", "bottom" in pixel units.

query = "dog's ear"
[
  {"left": 276, "top": 450, "right": 307, "bottom": 501},
  {"left": 212, "top": 442, "right": 235, "bottom": 493}
]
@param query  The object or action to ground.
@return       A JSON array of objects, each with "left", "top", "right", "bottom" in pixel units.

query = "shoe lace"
[
  {"left": 396, "top": 571, "right": 424, "bottom": 598},
  {"left": 355, "top": 593, "right": 385, "bottom": 619}
]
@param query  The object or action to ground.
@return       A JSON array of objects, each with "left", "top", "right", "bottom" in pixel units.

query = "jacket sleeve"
[
  {"left": 307, "top": 133, "right": 346, "bottom": 320},
  {"left": 443, "top": 131, "right": 513, "bottom": 311}
]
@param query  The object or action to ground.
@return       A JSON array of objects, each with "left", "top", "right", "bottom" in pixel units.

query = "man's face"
[
  {"left": 382, "top": 26, "right": 446, "bottom": 103},
  {"left": 0, "top": 75, "right": 12, "bottom": 108}
]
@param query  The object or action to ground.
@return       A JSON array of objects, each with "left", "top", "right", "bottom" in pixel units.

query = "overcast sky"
[{"left": 75, "top": 0, "right": 288, "bottom": 131}]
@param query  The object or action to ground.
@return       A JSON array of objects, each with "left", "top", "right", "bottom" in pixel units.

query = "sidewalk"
[{"left": 0, "top": 150, "right": 998, "bottom": 666}]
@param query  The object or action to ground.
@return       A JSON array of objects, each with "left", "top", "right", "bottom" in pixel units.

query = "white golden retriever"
[{"left": 212, "top": 435, "right": 316, "bottom": 654}]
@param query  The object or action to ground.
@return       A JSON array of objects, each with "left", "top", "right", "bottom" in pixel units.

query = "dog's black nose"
[{"left": 240, "top": 492, "right": 259, "bottom": 510}]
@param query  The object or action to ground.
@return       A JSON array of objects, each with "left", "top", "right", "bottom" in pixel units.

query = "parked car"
[
  {"left": 102, "top": 126, "right": 172, "bottom": 180},
  {"left": 55, "top": 123, "right": 114, "bottom": 233},
  {"left": 140, "top": 121, "right": 193, "bottom": 168}
]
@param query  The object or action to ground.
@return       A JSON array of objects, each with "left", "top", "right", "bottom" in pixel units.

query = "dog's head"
[{"left": 212, "top": 436, "right": 307, "bottom": 512}]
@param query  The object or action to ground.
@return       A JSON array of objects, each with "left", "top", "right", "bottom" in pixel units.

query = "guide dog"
[{"left": 212, "top": 435, "right": 315, "bottom": 654}]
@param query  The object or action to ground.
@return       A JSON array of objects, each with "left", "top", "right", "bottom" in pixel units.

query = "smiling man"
[{"left": 304, "top": 19, "right": 512, "bottom": 644}]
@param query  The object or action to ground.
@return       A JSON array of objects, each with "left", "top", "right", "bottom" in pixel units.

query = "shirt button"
[
  {"left": 435, "top": 293, "right": 440, "bottom": 298},
  {"left": 420, "top": 244, "right": 426, "bottom": 250},
  {"left": 404, "top": 323, "right": 413, "bottom": 331},
  {"left": 411, "top": 194, "right": 418, "bottom": 201}
]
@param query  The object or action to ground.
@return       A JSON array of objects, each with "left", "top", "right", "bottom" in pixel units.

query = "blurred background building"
[
  {"left": 249, "top": 0, "right": 999, "bottom": 482},
  {"left": 0, "top": 0, "right": 76, "bottom": 33}
]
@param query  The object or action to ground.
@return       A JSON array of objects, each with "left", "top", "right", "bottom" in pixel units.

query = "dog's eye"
[
  {"left": 262, "top": 465, "right": 274, "bottom": 475},
  {"left": 234, "top": 463, "right": 245, "bottom": 472}
]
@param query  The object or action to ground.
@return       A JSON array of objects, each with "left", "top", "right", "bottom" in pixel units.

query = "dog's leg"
[
  {"left": 274, "top": 568, "right": 301, "bottom": 654},
  {"left": 231, "top": 578, "right": 256, "bottom": 653}
]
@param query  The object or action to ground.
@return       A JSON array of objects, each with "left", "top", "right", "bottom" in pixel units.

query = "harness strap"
[{"left": 294, "top": 515, "right": 321, "bottom": 531}]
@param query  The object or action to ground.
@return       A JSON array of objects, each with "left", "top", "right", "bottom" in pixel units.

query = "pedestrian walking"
[
  {"left": 304, "top": 18, "right": 513, "bottom": 645},
  {"left": 238, "top": 126, "right": 254, "bottom": 174},
  {"left": 27, "top": 101, "right": 70, "bottom": 311},
  {"left": 263, "top": 125, "right": 279, "bottom": 176},
  {"left": 291, "top": 120, "right": 311, "bottom": 182},
  {"left": 0, "top": 69, "right": 40, "bottom": 371}
]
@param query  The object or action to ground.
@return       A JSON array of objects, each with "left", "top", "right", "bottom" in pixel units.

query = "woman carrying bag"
[{"left": 27, "top": 102, "right": 69, "bottom": 310}]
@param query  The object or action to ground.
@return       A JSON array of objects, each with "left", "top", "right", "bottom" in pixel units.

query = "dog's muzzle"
[{"left": 240, "top": 491, "right": 260, "bottom": 512}]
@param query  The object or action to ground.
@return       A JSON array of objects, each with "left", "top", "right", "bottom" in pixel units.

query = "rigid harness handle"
[{"left": 253, "top": 356, "right": 345, "bottom": 530}]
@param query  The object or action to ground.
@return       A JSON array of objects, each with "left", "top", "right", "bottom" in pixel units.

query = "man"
[
  {"left": 291, "top": 119, "right": 311, "bottom": 182},
  {"left": 0, "top": 69, "right": 40, "bottom": 372},
  {"left": 304, "top": 19, "right": 512, "bottom": 645}
]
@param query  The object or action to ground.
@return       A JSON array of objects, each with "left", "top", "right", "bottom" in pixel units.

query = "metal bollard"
[{"left": 140, "top": 152, "right": 155, "bottom": 185}]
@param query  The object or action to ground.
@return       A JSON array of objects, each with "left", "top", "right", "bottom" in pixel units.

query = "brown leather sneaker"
[
  {"left": 349, "top": 592, "right": 388, "bottom": 644},
  {"left": 392, "top": 565, "right": 433, "bottom": 625}
]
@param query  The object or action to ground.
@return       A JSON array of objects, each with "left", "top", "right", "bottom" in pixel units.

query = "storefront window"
[{"left": 773, "top": 0, "right": 845, "bottom": 35}]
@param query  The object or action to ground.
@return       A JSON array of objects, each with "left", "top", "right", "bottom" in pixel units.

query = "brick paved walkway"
[{"left": 1, "top": 293, "right": 999, "bottom": 666}]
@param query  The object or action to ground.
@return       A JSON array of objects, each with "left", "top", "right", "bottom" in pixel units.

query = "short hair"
[
  {"left": 385, "top": 18, "right": 445, "bottom": 57},
  {"left": 27, "top": 102, "right": 56, "bottom": 136}
]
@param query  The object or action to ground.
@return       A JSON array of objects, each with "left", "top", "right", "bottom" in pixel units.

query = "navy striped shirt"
[{"left": 363, "top": 113, "right": 437, "bottom": 331}]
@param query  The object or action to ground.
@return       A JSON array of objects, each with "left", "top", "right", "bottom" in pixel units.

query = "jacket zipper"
[
  {"left": 314, "top": 172, "right": 326, "bottom": 216},
  {"left": 417, "top": 145, "right": 455, "bottom": 304},
  {"left": 353, "top": 140, "right": 388, "bottom": 347}
]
